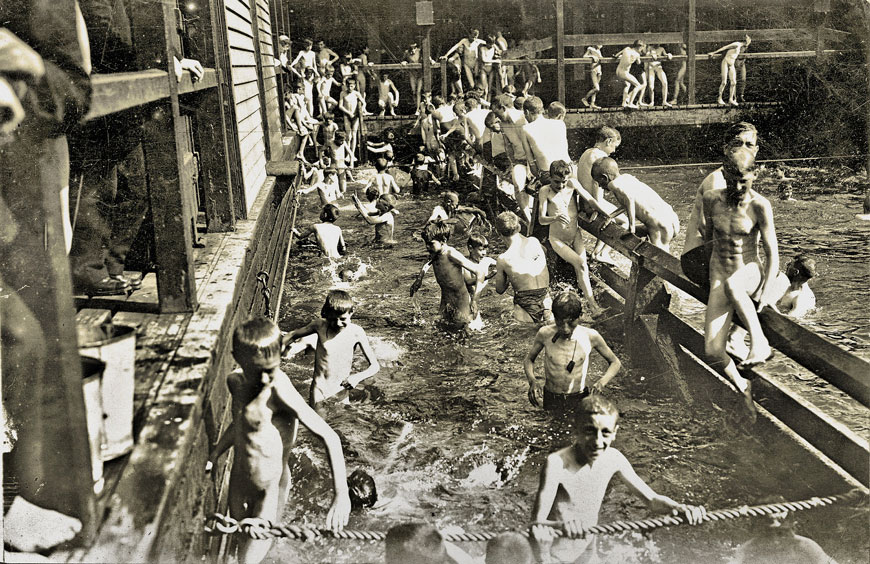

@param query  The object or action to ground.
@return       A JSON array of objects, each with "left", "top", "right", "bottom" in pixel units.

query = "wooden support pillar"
[
  {"left": 441, "top": 59, "right": 448, "bottom": 97},
  {"left": 269, "top": 0, "right": 287, "bottom": 133},
  {"left": 555, "top": 0, "right": 566, "bottom": 104},
  {"left": 138, "top": 1, "right": 198, "bottom": 312},
  {"left": 687, "top": 0, "right": 697, "bottom": 105},
  {"left": 422, "top": 27, "right": 433, "bottom": 93},
  {"left": 624, "top": 257, "right": 671, "bottom": 364}
]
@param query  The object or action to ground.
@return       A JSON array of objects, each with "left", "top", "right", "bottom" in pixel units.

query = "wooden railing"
[{"left": 575, "top": 215, "right": 869, "bottom": 485}]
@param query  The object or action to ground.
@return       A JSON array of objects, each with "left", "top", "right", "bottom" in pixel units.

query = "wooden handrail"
[
  {"left": 496, "top": 50, "right": 846, "bottom": 67},
  {"left": 562, "top": 28, "right": 839, "bottom": 48},
  {"left": 86, "top": 68, "right": 218, "bottom": 120},
  {"left": 577, "top": 215, "right": 870, "bottom": 407}
]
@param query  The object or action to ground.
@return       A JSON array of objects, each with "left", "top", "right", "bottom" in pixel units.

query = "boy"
[
  {"left": 539, "top": 160, "right": 609, "bottom": 317},
  {"left": 411, "top": 152, "right": 441, "bottom": 196},
  {"left": 644, "top": 44, "right": 673, "bottom": 107},
  {"left": 464, "top": 233, "right": 498, "bottom": 306},
  {"left": 290, "top": 38, "right": 318, "bottom": 79},
  {"left": 442, "top": 29, "right": 484, "bottom": 92},
  {"left": 615, "top": 40, "right": 645, "bottom": 109},
  {"left": 364, "top": 156, "right": 400, "bottom": 195},
  {"left": 491, "top": 94, "right": 532, "bottom": 228},
  {"left": 580, "top": 45, "right": 604, "bottom": 109},
  {"left": 576, "top": 126, "right": 628, "bottom": 264},
  {"left": 315, "top": 39, "right": 339, "bottom": 77},
  {"left": 426, "top": 191, "right": 487, "bottom": 236},
  {"left": 523, "top": 291, "right": 620, "bottom": 411},
  {"left": 347, "top": 468, "right": 377, "bottom": 510},
  {"left": 353, "top": 192, "right": 399, "bottom": 245},
  {"left": 411, "top": 221, "right": 482, "bottom": 330},
  {"left": 301, "top": 67, "right": 316, "bottom": 117},
  {"left": 522, "top": 96, "right": 571, "bottom": 178},
  {"left": 531, "top": 395, "right": 706, "bottom": 564},
  {"left": 775, "top": 254, "right": 816, "bottom": 318},
  {"left": 329, "top": 130, "right": 354, "bottom": 197},
  {"left": 385, "top": 523, "right": 474, "bottom": 564},
  {"left": 338, "top": 77, "right": 365, "bottom": 155},
  {"left": 493, "top": 211, "right": 553, "bottom": 324},
  {"left": 547, "top": 101, "right": 567, "bottom": 121},
  {"left": 319, "top": 112, "right": 339, "bottom": 150},
  {"left": 402, "top": 42, "right": 424, "bottom": 112},
  {"left": 316, "top": 68, "right": 340, "bottom": 117},
  {"left": 591, "top": 157, "right": 680, "bottom": 251},
  {"left": 377, "top": 72, "right": 399, "bottom": 116},
  {"left": 207, "top": 317, "right": 351, "bottom": 564},
  {"left": 292, "top": 203, "right": 346, "bottom": 259},
  {"left": 283, "top": 290, "right": 380, "bottom": 408},
  {"left": 709, "top": 35, "right": 751, "bottom": 106},
  {"left": 669, "top": 43, "right": 688, "bottom": 105}
]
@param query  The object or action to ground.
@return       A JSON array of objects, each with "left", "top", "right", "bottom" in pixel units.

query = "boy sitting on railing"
[
  {"left": 530, "top": 394, "right": 706, "bottom": 564},
  {"left": 591, "top": 157, "right": 680, "bottom": 252},
  {"left": 207, "top": 317, "right": 350, "bottom": 564}
]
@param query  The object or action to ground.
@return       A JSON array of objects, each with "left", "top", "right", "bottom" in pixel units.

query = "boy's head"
[
  {"left": 348, "top": 469, "right": 377, "bottom": 510},
  {"left": 323, "top": 112, "right": 335, "bottom": 123},
  {"left": 573, "top": 395, "right": 620, "bottom": 462},
  {"left": 323, "top": 168, "right": 338, "bottom": 181},
  {"left": 495, "top": 211, "right": 521, "bottom": 237},
  {"left": 552, "top": 291, "right": 583, "bottom": 337},
  {"left": 453, "top": 100, "right": 468, "bottom": 117},
  {"left": 304, "top": 67, "right": 314, "bottom": 78},
  {"left": 376, "top": 193, "right": 397, "bottom": 213},
  {"left": 785, "top": 254, "right": 816, "bottom": 284},
  {"left": 365, "top": 186, "right": 380, "bottom": 202},
  {"left": 468, "top": 29, "right": 480, "bottom": 40},
  {"left": 484, "top": 111, "right": 501, "bottom": 133},
  {"left": 422, "top": 220, "right": 453, "bottom": 253},
  {"left": 513, "top": 96, "right": 526, "bottom": 111},
  {"left": 486, "top": 532, "right": 533, "bottom": 564},
  {"left": 548, "top": 160, "right": 572, "bottom": 190},
  {"left": 374, "top": 157, "right": 389, "bottom": 172},
  {"left": 345, "top": 77, "right": 357, "bottom": 90},
  {"left": 633, "top": 39, "right": 646, "bottom": 51},
  {"left": 415, "top": 152, "right": 427, "bottom": 165},
  {"left": 546, "top": 101, "right": 566, "bottom": 120},
  {"left": 232, "top": 317, "right": 282, "bottom": 372},
  {"left": 433, "top": 94, "right": 446, "bottom": 107},
  {"left": 321, "top": 289, "right": 354, "bottom": 328},
  {"left": 722, "top": 146, "right": 758, "bottom": 204},
  {"left": 594, "top": 126, "right": 621, "bottom": 154},
  {"left": 441, "top": 190, "right": 460, "bottom": 211},
  {"left": 522, "top": 96, "right": 544, "bottom": 118},
  {"left": 303, "top": 38, "right": 313, "bottom": 48},
  {"left": 467, "top": 232, "right": 489, "bottom": 258},
  {"left": 590, "top": 157, "right": 620, "bottom": 188},
  {"left": 723, "top": 121, "right": 759, "bottom": 157},
  {"left": 381, "top": 71, "right": 390, "bottom": 80},
  {"left": 465, "top": 95, "right": 480, "bottom": 110},
  {"left": 320, "top": 203, "right": 340, "bottom": 223},
  {"left": 385, "top": 523, "right": 451, "bottom": 564},
  {"left": 335, "top": 130, "right": 347, "bottom": 144}
]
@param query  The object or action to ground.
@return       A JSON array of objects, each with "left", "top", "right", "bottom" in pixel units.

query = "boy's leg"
[
  {"left": 717, "top": 61, "right": 729, "bottom": 104},
  {"left": 728, "top": 66, "right": 738, "bottom": 105},
  {"left": 723, "top": 265, "right": 771, "bottom": 364},
  {"left": 705, "top": 282, "right": 755, "bottom": 417},
  {"left": 737, "top": 63, "right": 747, "bottom": 102},
  {"left": 658, "top": 69, "right": 670, "bottom": 106},
  {"left": 550, "top": 234, "right": 602, "bottom": 314}
]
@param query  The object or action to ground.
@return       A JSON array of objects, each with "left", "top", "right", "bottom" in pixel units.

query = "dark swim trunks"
[
  {"left": 680, "top": 244, "right": 712, "bottom": 291},
  {"left": 543, "top": 388, "right": 590, "bottom": 413},
  {"left": 513, "top": 287, "right": 550, "bottom": 323}
]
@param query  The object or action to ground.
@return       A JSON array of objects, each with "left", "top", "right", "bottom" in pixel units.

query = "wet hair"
[
  {"left": 722, "top": 146, "right": 757, "bottom": 177},
  {"left": 486, "top": 532, "right": 534, "bottom": 564},
  {"left": 335, "top": 131, "right": 347, "bottom": 143},
  {"left": 547, "top": 101, "right": 566, "bottom": 120},
  {"left": 422, "top": 220, "right": 452, "bottom": 244},
  {"left": 432, "top": 95, "right": 446, "bottom": 107},
  {"left": 495, "top": 211, "right": 521, "bottom": 237},
  {"left": 523, "top": 96, "right": 544, "bottom": 116},
  {"left": 591, "top": 157, "right": 620, "bottom": 184},
  {"left": 724, "top": 122, "right": 758, "bottom": 150},
  {"left": 376, "top": 193, "right": 397, "bottom": 213},
  {"left": 348, "top": 469, "right": 377, "bottom": 510},
  {"left": 374, "top": 157, "right": 389, "bottom": 172},
  {"left": 491, "top": 94, "right": 511, "bottom": 112},
  {"left": 320, "top": 204, "right": 340, "bottom": 222},
  {"left": 513, "top": 96, "right": 526, "bottom": 110},
  {"left": 453, "top": 100, "right": 468, "bottom": 115},
  {"left": 365, "top": 186, "right": 380, "bottom": 202},
  {"left": 441, "top": 191, "right": 460, "bottom": 208},
  {"left": 467, "top": 232, "right": 488, "bottom": 249},
  {"left": 785, "top": 254, "right": 817, "bottom": 283},
  {"left": 385, "top": 523, "right": 451, "bottom": 564},
  {"left": 552, "top": 291, "right": 583, "bottom": 321},
  {"left": 576, "top": 394, "right": 620, "bottom": 422},
  {"left": 484, "top": 111, "right": 500, "bottom": 131},
  {"left": 321, "top": 289, "right": 354, "bottom": 319},
  {"left": 232, "top": 317, "right": 282, "bottom": 362},
  {"left": 595, "top": 126, "right": 621, "bottom": 144},
  {"left": 549, "top": 159, "right": 572, "bottom": 180}
]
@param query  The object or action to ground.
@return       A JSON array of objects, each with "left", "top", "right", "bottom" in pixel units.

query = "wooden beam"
[
  {"left": 504, "top": 37, "right": 554, "bottom": 59},
  {"left": 555, "top": 0, "right": 565, "bottom": 104},
  {"left": 422, "top": 27, "right": 433, "bottom": 93},
  {"left": 563, "top": 28, "right": 817, "bottom": 48},
  {"left": 440, "top": 58, "right": 448, "bottom": 98},
  {"left": 687, "top": 0, "right": 697, "bottom": 105}
]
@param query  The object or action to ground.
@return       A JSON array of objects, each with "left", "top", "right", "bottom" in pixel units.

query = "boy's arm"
[
  {"left": 283, "top": 320, "right": 320, "bottom": 352},
  {"left": 410, "top": 260, "right": 432, "bottom": 297},
  {"left": 574, "top": 182, "right": 609, "bottom": 218},
  {"left": 615, "top": 452, "right": 707, "bottom": 524},
  {"left": 493, "top": 257, "right": 509, "bottom": 294},
  {"left": 293, "top": 225, "right": 316, "bottom": 239},
  {"left": 346, "top": 328, "right": 381, "bottom": 388},
  {"left": 537, "top": 189, "right": 558, "bottom": 226},
  {"left": 337, "top": 232, "right": 347, "bottom": 256},
  {"left": 588, "top": 329, "right": 622, "bottom": 393},
  {"left": 523, "top": 331, "right": 546, "bottom": 407},
  {"left": 352, "top": 195, "right": 375, "bottom": 224},
  {"left": 530, "top": 454, "right": 564, "bottom": 546},
  {"left": 520, "top": 130, "right": 538, "bottom": 176},
  {"left": 206, "top": 421, "right": 235, "bottom": 471},
  {"left": 272, "top": 379, "right": 350, "bottom": 531},
  {"left": 709, "top": 42, "right": 740, "bottom": 55},
  {"left": 389, "top": 174, "right": 400, "bottom": 194},
  {"left": 446, "top": 246, "right": 481, "bottom": 275},
  {"left": 755, "top": 199, "right": 780, "bottom": 312}
]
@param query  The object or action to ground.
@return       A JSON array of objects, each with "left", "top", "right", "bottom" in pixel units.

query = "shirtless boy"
[
  {"left": 283, "top": 290, "right": 380, "bottom": 409},
  {"left": 521, "top": 96, "right": 571, "bottom": 177},
  {"left": 580, "top": 45, "right": 604, "bottom": 109},
  {"left": 411, "top": 221, "right": 483, "bottom": 330},
  {"left": 443, "top": 29, "right": 484, "bottom": 92},
  {"left": 701, "top": 146, "right": 778, "bottom": 420},
  {"left": 315, "top": 40, "right": 339, "bottom": 77},
  {"left": 531, "top": 395, "right": 706, "bottom": 564},
  {"left": 491, "top": 94, "right": 533, "bottom": 228},
  {"left": 615, "top": 40, "right": 645, "bottom": 109},
  {"left": 591, "top": 157, "right": 680, "bottom": 251},
  {"left": 427, "top": 190, "right": 487, "bottom": 237},
  {"left": 402, "top": 42, "right": 424, "bottom": 112},
  {"left": 644, "top": 44, "right": 673, "bottom": 107},
  {"left": 338, "top": 77, "right": 366, "bottom": 155},
  {"left": 365, "top": 157, "right": 400, "bottom": 195},
  {"left": 539, "top": 160, "right": 608, "bottom": 316},
  {"left": 293, "top": 203, "right": 346, "bottom": 259},
  {"left": 377, "top": 72, "right": 399, "bottom": 116},
  {"left": 493, "top": 211, "right": 553, "bottom": 323},
  {"left": 353, "top": 192, "right": 399, "bottom": 245},
  {"left": 523, "top": 292, "right": 621, "bottom": 411},
  {"left": 290, "top": 38, "right": 318, "bottom": 79},
  {"left": 207, "top": 317, "right": 350, "bottom": 563},
  {"left": 669, "top": 44, "right": 688, "bottom": 106},
  {"left": 708, "top": 35, "right": 751, "bottom": 106}
]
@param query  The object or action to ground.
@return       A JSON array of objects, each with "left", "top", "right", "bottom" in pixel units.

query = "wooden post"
[
  {"left": 248, "top": 0, "right": 278, "bottom": 160},
  {"left": 555, "top": 0, "right": 566, "bottom": 104},
  {"left": 687, "top": 0, "right": 697, "bottom": 105},
  {"left": 422, "top": 27, "right": 433, "bottom": 93},
  {"left": 441, "top": 58, "right": 448, "bottom": 97},
  {"left": 269, "top": 0, "right": 287, "bottom": 133},
  {"left": 138, "top": 1, "right": 199, "bottom": 312},
  {"left": 624, "top": 257, "right": 671, "bottom": 364}
]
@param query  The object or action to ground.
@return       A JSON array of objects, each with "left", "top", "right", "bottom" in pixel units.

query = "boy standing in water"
[
  {"left": 283, "top": 290, "right": 380, "bottom": 409},
  {"left": 531, "top": 395, "right": 706, "bottom": 564},
  {"left": 207, "top": 317, "right": 351, "bottom": 564},
  {"left": 493, "top": 211, "right": 553, "bottom": 324},
  {"left": 353, "top": 192, "right": 399, "bottom": 245},
  {"left": 292, "top": 204, "right": 346, "bottom": 259},
  {"left": 523, "top": 291, "right": 621, "bottom": 411}
]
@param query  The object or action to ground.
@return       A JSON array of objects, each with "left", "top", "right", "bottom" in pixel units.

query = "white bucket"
[
  {"left": 78, "top": 324, "right": 136, "bottom": 461},
  {"left": 80, "top": 356, "right": 105, "bottom": 494}
]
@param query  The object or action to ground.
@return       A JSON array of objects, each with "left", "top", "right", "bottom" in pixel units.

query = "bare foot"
[
  {"left": 590, "top": 103, "right": 602, "bottom": 109},
  {"left": 740, "top": 383, "right": 757, "bottom": 424},
  {"left": 729, "top": 100, "right": 739, "bottom": 107},
  {"left": 739, "top": 343, "right": 773, "bottom": 368},
  {"left": 4, "top": 496, "right": 82, "bottom": 553},
  {"left": 662, "top": 101, "right": 673, "bottom": 108},
  {"left": 581, "top": 99, "right": 590, "bottom": 108},
  {"left": 717, "top": 99, "right": 726, "bottom": 106}
]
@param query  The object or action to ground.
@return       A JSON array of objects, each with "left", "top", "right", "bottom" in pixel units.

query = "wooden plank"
[
  {"left": 228, "top": 28, "right": 256, "bottom": 51},
  {"left": 555, "top": 0, "right": 565, "bottom": 104},
  {"left": 563, "top": 28, "right": 816, "bottom": 47},
  {"left": 228, "top": 48, "right": 257, "bottom": 67},
  {"left": 504, "top": 37, "right": 554, "bottom": 58},
  {"left": 224, "top": 8, "right": 253, "bottom": 35},
  {"left": 688, "top": 0, "right": 697, "bottom": 105},
  {"left": 75, "top": 308, "right": 112, "bottom": 327}
]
